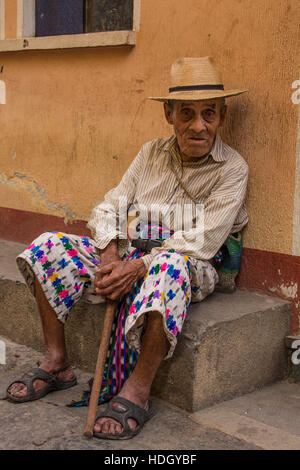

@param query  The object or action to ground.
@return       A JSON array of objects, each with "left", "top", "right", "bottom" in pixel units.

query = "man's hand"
[
  {"left": 94, "top": 239, "right": 121, "bottom": 297},
  {"left": 94, "top": 239, "right": 147, "bottom": 301},
  {"left": 94, "top": 258, "right": 147, "bottom": 301}
]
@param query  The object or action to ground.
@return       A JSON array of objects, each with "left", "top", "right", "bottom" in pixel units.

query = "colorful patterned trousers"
[{"left": 17, "top": 231, "right": 218, "bottom": 360}]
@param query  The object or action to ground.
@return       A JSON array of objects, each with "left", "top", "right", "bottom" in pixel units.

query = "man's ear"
[
  {"left": 164, "top": 102, "right": 174, "bottom": 125},
  {"left": 219, "top": 105, "right": 227, "bottom": 126}
]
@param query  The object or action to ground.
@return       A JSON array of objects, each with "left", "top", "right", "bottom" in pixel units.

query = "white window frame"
[{"left": 0, "top": 0, "right": 140, "bottom": 51}]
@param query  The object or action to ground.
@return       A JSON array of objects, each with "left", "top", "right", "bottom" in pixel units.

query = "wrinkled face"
[{"left": 164, "top": 99, "right": 227, "bottom": 160}]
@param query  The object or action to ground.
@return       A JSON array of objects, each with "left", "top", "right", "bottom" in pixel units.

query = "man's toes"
[
  {"left": 111, "top": 422, "right": 122, "bottom": 435},
  {"left": 94, "top": 418, "right": 108, "bottom": 433},
  {"left": 93, "top": 421, "right": 101, "bottom": 433},
  {"left": 94, "top": 418, "right": 123, "bottom": 435},
  {"left": 102, "top": 419, "right": 113, "bottom": 434},
  {"left": 8, "top": 383, "right": 27, "bottom": 397},
  {"left": 9, "top": 383, "right": 24, "bottom": 393},
  {"left": 9, "top": 383, "right": 20, "bottom": 392},
  {"left": 108, "top": 422, "right": 117, "bottom": 435}
]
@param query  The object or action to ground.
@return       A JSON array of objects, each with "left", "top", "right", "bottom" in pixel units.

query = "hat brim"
[{"left": 148, "top": 89, "right": 247, "bottom": 102}]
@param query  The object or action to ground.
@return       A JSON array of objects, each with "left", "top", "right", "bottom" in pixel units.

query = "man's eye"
[
  {"left": 203, "top": 110, "right": 215, "bottom": 120},
  {"left": 181, "top": 109, "right": 192, "bottom": 118}
]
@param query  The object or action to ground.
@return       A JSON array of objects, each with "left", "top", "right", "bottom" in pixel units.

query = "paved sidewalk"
[
  {"left": 190, "top": 381, "right": 300, "bottom": 450},
  {"left": 0, "top": 335, "right": 299, "bottom": 450}
]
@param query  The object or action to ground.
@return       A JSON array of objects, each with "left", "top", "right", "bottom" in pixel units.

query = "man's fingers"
[
  {"left": 94, "top": 271, "right": 110, "bottom": 291},
  {"left": 95, "top": 274, "right": 133, "bottom": 298},
  {"left": 94, "top": 263, "right": 121, "bottom": 286},
  {"left": 95, "top": 285, "right": 126, "bottom": 301},
  {"left": 94, "top": 259, "right": 140, "bottom": 299},
  {"left": 104, "top": 286, "right": 129, "bottom": 302},
  {"left": 96, "top": 269, "right": 135, "bottom": 289},
  {"left": 97, "top": 263, "right": 116, "bottom": 275},
  {"left": 95, "top": 273, "right": 125, "bottom": 290},
  {"left": 96, "top": 278, "right": 129, "bottom": 296}
]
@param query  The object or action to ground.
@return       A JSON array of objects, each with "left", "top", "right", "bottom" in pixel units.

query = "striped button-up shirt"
[{"left": 87, "top": 133, "right": 248, "bottom": 268}]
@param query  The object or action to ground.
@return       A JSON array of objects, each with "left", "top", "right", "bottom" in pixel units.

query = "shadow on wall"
[{"left": 220, "top": 98, "right": 250, "bottom": 155}]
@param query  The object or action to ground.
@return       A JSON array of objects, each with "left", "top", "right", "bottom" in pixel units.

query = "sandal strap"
[
  {"left": 22, "top": 368, "right": 58, "bottom": 383},
  {"left": 110, "top": 397, "right": 150, "bottom": 421},
  {"left": 36, "top": 361, "right": 71, "bottom": 375}
]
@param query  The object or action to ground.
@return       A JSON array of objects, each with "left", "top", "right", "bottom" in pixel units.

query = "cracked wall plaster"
[{"left": 0, "top": 172, "right": 88, "bottom": 223}]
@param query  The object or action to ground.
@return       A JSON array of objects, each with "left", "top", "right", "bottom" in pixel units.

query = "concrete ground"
[{"left": 1, "top": 335, "right": 299, "bottom": 451}]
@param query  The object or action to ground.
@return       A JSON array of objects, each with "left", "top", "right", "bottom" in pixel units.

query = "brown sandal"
[
  {"left": 93, "top": 396, "right": 155, "bottom": 440},
  {"left": 6, "top": 362, "right": 77, "bottom": 403}
]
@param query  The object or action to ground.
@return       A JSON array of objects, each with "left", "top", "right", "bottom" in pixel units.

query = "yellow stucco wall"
[
  {"left": 4, "top": 0, "right": 17, "bottom": 39},
  {"left": 0, "top": 0, "right": 299, "bottom": 253}
]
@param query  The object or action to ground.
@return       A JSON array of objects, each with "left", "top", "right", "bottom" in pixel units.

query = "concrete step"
[
  {"left": 189, "top": 380, "right": 300, "bottom": 450},
  {"left": 0, "top": 239, "right": 291, "bottom": 413}
]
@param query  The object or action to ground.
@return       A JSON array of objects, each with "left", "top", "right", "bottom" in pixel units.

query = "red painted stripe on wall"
[
  {"left": 237, "top": 248, "right": 300, "bottom": 334},
  {"left": 0, "top": 206, "right": 91, "bottom": 244}
]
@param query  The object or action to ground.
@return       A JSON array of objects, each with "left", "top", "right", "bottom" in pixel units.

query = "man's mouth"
[{"left": 189, "top": 137, "right": 206, "bottom": 142}]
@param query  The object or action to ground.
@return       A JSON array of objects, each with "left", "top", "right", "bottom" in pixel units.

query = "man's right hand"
[
  {"left": 94, "top": 258, "right": 147, "bottom": 301},
  {"left": 94, "top": 239, "right": 121, "bottom": 295}
]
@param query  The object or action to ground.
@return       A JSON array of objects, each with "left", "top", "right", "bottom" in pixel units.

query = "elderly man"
[{"left": 6, "top": 57, "right": 248, "bottom": 440}]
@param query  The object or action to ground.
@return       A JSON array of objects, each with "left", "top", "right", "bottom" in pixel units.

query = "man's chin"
[{"left": 183, "top": 145, "right": 210, "bottom": 159}]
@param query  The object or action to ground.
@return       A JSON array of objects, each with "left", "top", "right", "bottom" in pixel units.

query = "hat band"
[{"left": 169, "top": 84, "right": 224, "bottom": 93}]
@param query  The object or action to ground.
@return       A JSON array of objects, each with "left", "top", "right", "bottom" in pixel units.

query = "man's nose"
[{"left": 190, "top": 114, "right": 207, "bottom": 133}]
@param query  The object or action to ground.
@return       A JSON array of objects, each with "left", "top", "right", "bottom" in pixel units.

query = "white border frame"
[{"left": 0, "top": 0, "right": 139, "bottom": 51}]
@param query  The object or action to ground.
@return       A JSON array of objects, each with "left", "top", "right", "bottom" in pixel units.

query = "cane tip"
[{"left": 83, "top": 428, "right": 94, "bottom": 438}]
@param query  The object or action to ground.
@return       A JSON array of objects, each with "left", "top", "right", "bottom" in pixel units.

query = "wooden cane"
[{"left": 83, "top": 300, "right": 116, "bottom": 437}]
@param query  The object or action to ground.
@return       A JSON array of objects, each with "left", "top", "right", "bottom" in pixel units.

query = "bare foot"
[{"left": 7, "top": 358, "right": 74, "bottom": 399}]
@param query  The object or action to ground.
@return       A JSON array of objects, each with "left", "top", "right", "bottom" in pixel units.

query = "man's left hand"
[{"left": 94, "top": 259, "right": 147, "bottom": 301}]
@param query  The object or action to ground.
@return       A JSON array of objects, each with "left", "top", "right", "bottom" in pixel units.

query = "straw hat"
[{"left": 149, "top": 57, "right": 247, "bottom": 102}]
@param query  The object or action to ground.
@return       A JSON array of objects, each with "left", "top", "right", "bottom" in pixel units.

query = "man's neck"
[{"left": 180, "top": 152, "right": 209, "bottom": 162}]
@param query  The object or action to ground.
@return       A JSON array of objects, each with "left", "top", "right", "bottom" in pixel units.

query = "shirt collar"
[
  {"left": 209, "top": 133, "right": 228, "bottom": 162},
  {"left": 161, "top": 133, "right": 228, "bottom": 163}
]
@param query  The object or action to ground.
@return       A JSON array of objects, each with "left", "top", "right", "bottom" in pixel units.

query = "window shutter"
[
  {"left": 85, "top": 0, "right": 134, "bottom": 33},
  {"left": 35, "top": 0, "right": 85, "bottom": 37}
]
